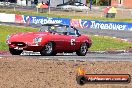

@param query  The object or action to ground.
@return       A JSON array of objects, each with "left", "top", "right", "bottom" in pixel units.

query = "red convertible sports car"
[{"left": 6, "top": 24, "right": 92, "bottom": 56}]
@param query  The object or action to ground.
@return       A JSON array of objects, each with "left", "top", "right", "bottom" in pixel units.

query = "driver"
[{"left": 49, "top": 26, "right": 57, "bottom": 33}]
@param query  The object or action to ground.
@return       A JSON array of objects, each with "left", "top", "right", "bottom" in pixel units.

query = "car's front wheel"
[
  {"left": 9, "top": 48, "right": 23, "bottom": 55},
  {"left": 76, "top": 43, "right": 88, "bottom": 56},
  {"left": 40, "top": 42, "right": 54, "bottom": 56}
]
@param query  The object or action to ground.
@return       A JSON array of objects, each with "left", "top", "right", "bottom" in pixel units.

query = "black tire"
[
  {"left": 40, "top": 42, "right": 54, "bottom": 56},
  {"left": 76, "top": 43, "right": 88, "bottom": 56},
  {"left": 51, "top": 52, "right": 57, "bottom": 56},
  {"left": 9, "top": 48, "right": 23, "bottom": 55},
  {"left": 76, "top": 76, "right": 87, "bottom": 85}
]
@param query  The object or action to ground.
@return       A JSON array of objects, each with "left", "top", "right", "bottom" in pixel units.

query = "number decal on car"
[{"left": 71, "top": 39, "right": 76, "bottom": 45}]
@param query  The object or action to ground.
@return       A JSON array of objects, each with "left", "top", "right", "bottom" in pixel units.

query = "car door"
[
  {"left": 52, "top": 34, "right": 67, "bottom": 50},
  {"left": 67, "top": 35, "right": 80, "bottom": 51},
  {"left": 53, "top": 26, "right": 81, "bottom": 51},
  {"left": 51, "top": 26, "right": 70, "bottom": 51},
  {"left": 59, "top": 34, "right": 74, "bottom": 51},
  {"left": 65, "top": 27, "right": 81, "bottom": 51},
  {"left": 56, "top": 33, "right": 79, "bottom": 51},
  {"left": 54, "top": 27, "right": 80, "bottom": 51}
]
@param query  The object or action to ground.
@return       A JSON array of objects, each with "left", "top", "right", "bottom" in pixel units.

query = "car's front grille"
[{"left": 11, "top": 42, "right": 26, "bottom": 47}]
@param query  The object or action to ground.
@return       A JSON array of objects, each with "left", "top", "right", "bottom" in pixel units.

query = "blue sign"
[
  {"left": 24, "top": 15, "right": 70, "bottom": 25},
  {"left": 71, "top": 19, "right": 132, "bottom": 31},
  {"left": 23, "top": 15, "right": 132, "bottom": 31},
  {"left": 82, "top": 20, "right": 132, "bottom": 30}
]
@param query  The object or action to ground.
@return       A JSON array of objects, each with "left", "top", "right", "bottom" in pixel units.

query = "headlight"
[{"left": 33, "top": 37, "right": 42, "bottom": 43}]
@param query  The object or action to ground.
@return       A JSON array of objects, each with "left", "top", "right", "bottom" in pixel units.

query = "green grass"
[
  {"left": 90, "top": 36, "right": 132, "bottom": 51},
  {"left": 0, "top": 9, "right": 132, "bottom": 22},
  {"left": 0, "top": 25, "right": 132, "bottom": 51},
  {"left": 0, "top": 25, "right": 37, "bottom": 50}
]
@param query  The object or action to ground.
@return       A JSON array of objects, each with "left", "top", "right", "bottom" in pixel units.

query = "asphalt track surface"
[
  {"left": 80, "top": 28, "right": 132, "bottom": 41},
  {"left": 1, "top": 22, "right": 132, "bottom": 61},
  {"left": 0, "top": 52, "right": 132, "bottom": 61}
]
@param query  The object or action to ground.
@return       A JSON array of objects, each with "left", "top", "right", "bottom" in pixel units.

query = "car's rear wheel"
[
  {"left": 9, "top": 48, "right": 23, "bottom": 55},
  {"left": 76, "top": 43, "right": 88, "bottom": 56},
  {"left": 51, "top": 52, "right": 57, "bottom": 56},
  {"left": 40, "top": 42, "right": 54, "bottom": 56}
]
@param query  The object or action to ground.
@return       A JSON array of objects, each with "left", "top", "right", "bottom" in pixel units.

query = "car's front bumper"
[{"left": 8, "top": 42, "right": 44, "bottom": 52}]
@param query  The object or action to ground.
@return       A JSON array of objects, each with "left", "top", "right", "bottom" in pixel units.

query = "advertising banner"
[
  {"left": 0, "top": 13, "right": 15, "bottom": 23},
  {"left": 70, "top": 19, "right": 132, "bottom": 31},
  {"left": 15, "top": 14, "right": 25, "bottom": 23},
  {"left": 23, "top": 15, "right": 70, "bottom": 25},
  {"left": 0, "top": 13, "right": 132, "bottom": 31}
]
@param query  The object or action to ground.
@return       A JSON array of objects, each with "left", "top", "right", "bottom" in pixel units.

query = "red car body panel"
[{"left": 7, "top": 25, "right": 92, "bottom": 53}]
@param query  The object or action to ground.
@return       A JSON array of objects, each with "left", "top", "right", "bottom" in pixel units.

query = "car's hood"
[{"left": 9, "top": 32, "right": 49, "bottom": 42}]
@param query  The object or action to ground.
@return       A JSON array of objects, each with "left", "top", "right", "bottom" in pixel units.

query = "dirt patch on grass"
[{"left": 0, "top": 57, "right": 132, "bottom": 88}]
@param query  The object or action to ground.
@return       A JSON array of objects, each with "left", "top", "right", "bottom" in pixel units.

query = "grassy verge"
[
  {"left": 90, "top": 36, "right": 132, "bottom": 51},
  {"left": 0, "top": 25, "right": 132, "bottom": 51},
  {"left": 0, "top": 9, "right": 132, "bottom": 22},
  {"left": 0, "top": 25, "right": 37, "bottom": 50}
]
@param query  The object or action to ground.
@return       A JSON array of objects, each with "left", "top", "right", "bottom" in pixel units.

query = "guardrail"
[{"left": 0, "top": 13, "right": 132, "bottom": 31}]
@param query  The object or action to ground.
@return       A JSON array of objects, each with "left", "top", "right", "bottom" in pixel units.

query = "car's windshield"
[
  {"left": 39, "top": 24, "right": 68, "bottom": 35},
  {"left": 39, "top": 26, "right": 49, "bottom": 32},
  {"left": 68, "top": 26, "right": 81, "bottom": 36}
]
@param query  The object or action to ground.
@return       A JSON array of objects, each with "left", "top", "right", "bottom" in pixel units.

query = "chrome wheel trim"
[
  {"left": 81, "top": 44, "right": 87, "bottom": 54},
  {"left": 45, "top": 43, "right": 53, "bottom": 54}
]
